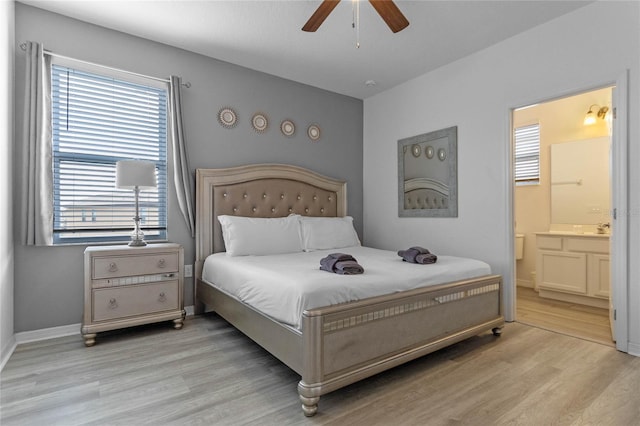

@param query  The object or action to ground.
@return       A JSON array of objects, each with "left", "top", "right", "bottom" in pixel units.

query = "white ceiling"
[{"left": 19, "top": 0, "right": 591, "bottom": 99}]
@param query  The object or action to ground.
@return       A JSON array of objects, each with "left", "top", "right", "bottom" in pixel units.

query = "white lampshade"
[
  {"left": 116, "top": 160, "right": 157, "bottom": 189},
  {"left": 583, "top": 110, "right": 596, "bottom": 126}
]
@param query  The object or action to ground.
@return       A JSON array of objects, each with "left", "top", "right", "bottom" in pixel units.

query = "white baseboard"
[
  {"left": 1, "top": 335, "right": 17, "bottom": 372},
  {"left": 185, "top": 304, "right": 194, "bottom": 317},
  {"left": 15, "top": 323, "right": 80, "bottom": 345},
  {"left": 516, "top": 279, "right": 533, "bottom": 288},
  {"left": 2, "top": 306, "right": 197, "bottom": 372},
  {"left": 628, "top": 341, "right": 640, "bottom": 357},
  {"left": 2, "top": 324, "right": 79, "bottom": 372},
  {"left": 14, "top": 307, "right": 196, "bottom": 345}
]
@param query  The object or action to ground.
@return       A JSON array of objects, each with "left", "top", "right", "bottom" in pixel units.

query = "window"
[
  {"left": 52, "top": 65, "right": 168, "bottom": 244},
  {"left": 514, "top": 123, "right": 540, "bottom": 185}
]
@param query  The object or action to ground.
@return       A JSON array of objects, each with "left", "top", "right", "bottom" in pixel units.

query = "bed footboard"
[{"left": 297, "top": 274, "right": 503, "bottom": 416}]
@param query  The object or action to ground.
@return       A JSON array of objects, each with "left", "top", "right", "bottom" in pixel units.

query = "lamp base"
[
  {"left": 128, "top": 238, "right": 147, "bottom": 247},
  {"left": 128, "top": 214, "right": 147, "bottom": 247}
]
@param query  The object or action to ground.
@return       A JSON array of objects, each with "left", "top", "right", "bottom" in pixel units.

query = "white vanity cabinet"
[{"left": 535, "top": 232, "right": 609, "bottom": 309}]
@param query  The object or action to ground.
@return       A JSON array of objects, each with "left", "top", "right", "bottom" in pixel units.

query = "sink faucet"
[{"left": 597, "top": 222, "right": 610, "bottom": 234}]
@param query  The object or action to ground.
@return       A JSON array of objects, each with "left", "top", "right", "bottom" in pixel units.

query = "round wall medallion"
[
  {"left": 437, "top": 148, "right": 447, "bottom": 161},
  {"left": 425, "top": 145, "right": 434, "bottom": 159},
  {"left": 251, "top": 113, "right": 268, "bottom": 133},
  {"left": 307, "top": 124, "right": 321, "bottom": 141},
  {"left": 411, "top": 144, "right": 421, "bottom": 157},
  {"left": 281, "top": 119, "right": 295, "bottom": 137},
  {"left": 217, "top": 107, "right": 237, "bottom": 129}
]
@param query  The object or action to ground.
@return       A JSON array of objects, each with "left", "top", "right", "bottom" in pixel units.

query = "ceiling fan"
[{"left": 302, "top": 0, "right": 410, "bottom": 33}]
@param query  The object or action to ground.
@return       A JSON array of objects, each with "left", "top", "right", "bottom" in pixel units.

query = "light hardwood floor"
[
  {"left": 517, "top": 286, "right": 613, "bottom": 347},
  {"left": 2, "top": 314, "right": 638, "bottom": 425}
]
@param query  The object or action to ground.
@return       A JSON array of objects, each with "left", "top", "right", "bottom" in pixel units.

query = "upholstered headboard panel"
[
  {"left": 402, "top": 177, "right": 449, "bottom": 210},
  {"left": 195, "top": 164, "right": 347, "bottom": 279},
  {"left": 404, "top": 189, "right": 449, "bottom": 210}
]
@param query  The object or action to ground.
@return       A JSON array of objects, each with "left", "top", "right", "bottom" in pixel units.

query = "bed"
[{"left": 194, "top": 164, "right": 504, "bottom": 416}]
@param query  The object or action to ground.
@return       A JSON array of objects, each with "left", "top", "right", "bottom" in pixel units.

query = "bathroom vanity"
[{"left": 535, "top": 232, "right": 609, "bottom": 309}]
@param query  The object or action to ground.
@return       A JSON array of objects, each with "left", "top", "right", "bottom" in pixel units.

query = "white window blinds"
[
  {"left": 514, "top": 123, "right": 540, "bottom": 184},
  {"left": 51, "top": 65, "right": 168, "bottom": 243}
]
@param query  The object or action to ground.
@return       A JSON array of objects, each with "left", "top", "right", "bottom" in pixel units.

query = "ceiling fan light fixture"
[
  {"left": 302, "top": 0, "right": 341, "bottom": 32},
  {"left": 302, "top": 0, "right": 409, "bottom": 34},
  {"left": 369, "top": 0, "right": 410, "bottom": 33}
]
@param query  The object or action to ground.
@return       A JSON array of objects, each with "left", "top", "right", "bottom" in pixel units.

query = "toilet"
[{"left": 515, "top": 234, "right": 525, "bottom": 260}]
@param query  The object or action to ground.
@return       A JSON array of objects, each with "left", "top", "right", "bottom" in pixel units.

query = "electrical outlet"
[{"left": 184, "top": 264, "right": 193, "bottom": 278}]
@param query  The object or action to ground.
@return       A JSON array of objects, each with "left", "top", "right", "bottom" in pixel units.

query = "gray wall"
[
  {"left": 362, "top": 1, "right": 639, "bottom": 343},
  {"left": 13, "top": 4, "right": 363, "bottom": 332},
  {"left": 1, "top": 0, "right": 16, "bottom": 362}
]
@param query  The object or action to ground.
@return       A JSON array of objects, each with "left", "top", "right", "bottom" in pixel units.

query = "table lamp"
[{"left": 115, "top": 160, "right": 157, "bottom": 247}]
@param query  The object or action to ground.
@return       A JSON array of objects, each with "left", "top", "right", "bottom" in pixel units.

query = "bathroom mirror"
[
  {"left": 550, "top": 137, "right": 610, "bottom": 224},
  {"left": 398, "top": 126, "right": 458, "bottom": 217}
]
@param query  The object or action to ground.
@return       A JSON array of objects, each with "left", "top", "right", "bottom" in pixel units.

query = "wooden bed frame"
[{"left": 194, "top": 164, "right": 504, "bottom": 416}]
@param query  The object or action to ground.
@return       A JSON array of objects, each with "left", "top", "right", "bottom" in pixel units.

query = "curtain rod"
[{"left": 19, "top": 42, "right": 191, "bottom": 88}]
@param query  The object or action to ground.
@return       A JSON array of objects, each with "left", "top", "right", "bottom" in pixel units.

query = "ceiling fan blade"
[
  {"left": 369, "top": 0, "right": 409, "bottom": 33},
  {"left": 302, "top": 0, "right": 341, "bottom": 32}
]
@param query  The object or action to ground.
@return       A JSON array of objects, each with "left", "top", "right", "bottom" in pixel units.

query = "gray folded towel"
[
  {"left": 397, "top": 246, "right": 437, "bottom": 264},
  {"left": 320, "top": 253, "right": 364, "bottom": 275}
]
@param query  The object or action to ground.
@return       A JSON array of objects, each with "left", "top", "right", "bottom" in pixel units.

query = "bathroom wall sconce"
[{"left": 583, "top": 104, "right": 609, "bottom": 125}]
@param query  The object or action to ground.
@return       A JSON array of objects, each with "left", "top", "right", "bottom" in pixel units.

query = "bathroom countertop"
[{"left": 534, "top": 231, "right": 610, "bottom": 238}]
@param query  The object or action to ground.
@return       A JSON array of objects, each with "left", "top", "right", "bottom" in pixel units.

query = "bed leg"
[
  {"left": 492, "top": 326, "right": 503, "bottom": 336},
  {"left": 299, "top": 395, "right": 319, "bottom": 417},
  {"left": 298, "top": 381, "right": 320, "bottom": 416}
]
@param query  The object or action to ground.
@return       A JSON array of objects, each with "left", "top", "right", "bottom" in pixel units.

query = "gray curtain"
[
  {"left": 168, "top": 76, "right": 195, "bottom": 238},
  {"left": 22, "top": 41, "right": 53, "bottom": 245}
]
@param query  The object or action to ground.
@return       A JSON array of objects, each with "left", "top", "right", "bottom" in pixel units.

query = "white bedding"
[{"left": 202, "top": 246, "right": 491, "bottom": 329}]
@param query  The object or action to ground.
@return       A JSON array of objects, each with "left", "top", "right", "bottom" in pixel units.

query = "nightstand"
[{"left": 82, "top": 243, "right": 185, "bottom": 346}]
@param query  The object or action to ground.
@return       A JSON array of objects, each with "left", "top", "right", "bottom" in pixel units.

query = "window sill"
[
  {"left": 53, "top": 239, "right": 170, "bottom": 247},
  {"left": 515, "top": 181, "right": 540, "bottom": 187}
]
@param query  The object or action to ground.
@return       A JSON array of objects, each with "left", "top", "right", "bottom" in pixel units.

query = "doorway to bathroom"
[{"left": 513, "top": 87, "right": 615, "bottom": 346}]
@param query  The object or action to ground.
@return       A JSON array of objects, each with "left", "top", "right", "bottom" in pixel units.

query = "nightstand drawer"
[
  {"left": 93, "top": 252, "right": 179, "bottom": 279},
  {"left": 93, "top": 280, "right": 179, "bottom": 322}
]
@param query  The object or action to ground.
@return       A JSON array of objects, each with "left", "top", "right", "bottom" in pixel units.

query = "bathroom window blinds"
[
  {"left": 51, "top": 64, "right": 168, "bottom": 244},
  {"left": 514, "top": 123, "right": 540, "bottom": 185}
]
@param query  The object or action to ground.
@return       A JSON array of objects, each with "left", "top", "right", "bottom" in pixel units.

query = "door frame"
[
  {"left": 610, "top": 71, "right": 628, "bottom": 352},
  {"left": 505, "top": 72, "right": 629, "bottom": 352}
]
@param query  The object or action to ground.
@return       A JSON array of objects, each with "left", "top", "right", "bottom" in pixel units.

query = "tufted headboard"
[
  {"left": 195, "top": 164, "right": 347, "bottom": 279},
  {"left": 403, "top": 177, "right": 449, "bottom": 210}
]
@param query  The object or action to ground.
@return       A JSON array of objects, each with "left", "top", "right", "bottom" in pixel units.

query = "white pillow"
[
  {"left": 218, "top": 215, "right": 302, "bottom": 256},
  {"left": 298, "top": 216, "right": 361, "bottom": 252}
]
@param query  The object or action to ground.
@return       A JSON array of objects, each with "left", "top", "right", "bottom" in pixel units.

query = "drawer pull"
[
  {"left": 157, "top": 258, "right": 166, "bottom": 268},
  {"left": 108, "top": 262, "right": 118, "bottom": 272},
  {"left": 109, "top": 298, "right": 118, "bottom": 309},
  {"left": 158, "top": 292, "right": 166, "bottom": 302},
  {"left": 164, "top": 273, "right": 175, "bottom": 278}
]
